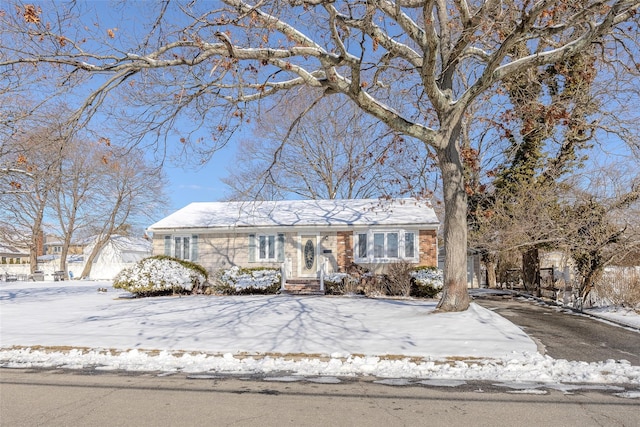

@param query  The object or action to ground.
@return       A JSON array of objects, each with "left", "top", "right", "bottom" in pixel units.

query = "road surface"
[{"left": 1, "top": 369, "right": 638, "bottom": 426}]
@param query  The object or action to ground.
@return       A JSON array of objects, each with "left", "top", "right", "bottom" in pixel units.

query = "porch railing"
[{"left": 280, "top": 258, "right": 292, "bottom": 291}]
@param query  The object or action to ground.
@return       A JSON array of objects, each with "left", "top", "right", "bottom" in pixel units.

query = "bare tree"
[
  {"left": 79, "top": 146, "right": 165, "bottom": 278},
  {"left": 223, "top": 90, "right": 434, "bottom": 200},
  {"left": 2, "top": 1, "right": 639, "bottom": 310},
  {"left": 53, "top": 137, "right": 106, "bottom": 275},
  {"left": 563, "top": 167, "right": 640, "bottom": 302},
  {"left": 0, "top": 120, "right": 70, "bottom": 272},
  {"left": 468, "top": 45, "right": 603, "bottom": 289}
]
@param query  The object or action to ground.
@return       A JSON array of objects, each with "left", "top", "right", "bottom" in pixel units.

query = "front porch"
[{"left": 279, "top": 255, "right": 328, "bottom": 295}]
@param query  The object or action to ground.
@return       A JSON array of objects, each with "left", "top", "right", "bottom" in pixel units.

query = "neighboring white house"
[
  {"left": 81, "top": 235, "right": 153, "bottom": 280},
  {"left": 147, "top": 198, "right": 440, "bottom": 286}
]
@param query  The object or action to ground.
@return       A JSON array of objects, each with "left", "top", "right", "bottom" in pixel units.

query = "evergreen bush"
[
  {"left": 410, "top": 266, "right": 444, "bottom": 298},
  {"left": 211, "top": 266, "right": 281, "bottom": 295},
  {"left": 113, "top": 255, "right": 208, "bottom": 297}
]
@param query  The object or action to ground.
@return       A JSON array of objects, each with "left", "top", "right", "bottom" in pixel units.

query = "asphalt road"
[
  {"left": 1, "top": 369, "right": 639, "bottom": 427},
  {"left": 473, "top": 293, "right": 640, "bottom": 365}
]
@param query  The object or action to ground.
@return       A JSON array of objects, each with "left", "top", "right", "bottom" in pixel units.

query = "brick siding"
[
  {"left": 418, "top": 229, "right": 437, "bottom": 267},
  {"left": 336, "top": 231, "right": 353, "bottom": 271}
]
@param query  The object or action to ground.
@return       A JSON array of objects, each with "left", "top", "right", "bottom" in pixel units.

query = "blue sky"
[
  {"left": 163, "top": 144, "right": 236, "bottom": 211},
  {"left": 72, "top": 1, "right": 240, "bottom": 213}
]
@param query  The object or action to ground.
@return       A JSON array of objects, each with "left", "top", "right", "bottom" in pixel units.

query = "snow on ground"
[
  {"left": 584, "top": 306, "right": 640, "bottom": 329},
  {"left": 1, "top": 280, "right": 639, "bottom": 388}
]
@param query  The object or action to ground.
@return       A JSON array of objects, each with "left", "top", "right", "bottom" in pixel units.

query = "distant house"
[
  {"left": 147, "top": 199, "right": 439, "bottom": 284},
  {"left": 43, "top": 235, "right": 84, "bottom": 256},
  {"left": 0, "top": 242, "right": 28, "bottom": 265}
]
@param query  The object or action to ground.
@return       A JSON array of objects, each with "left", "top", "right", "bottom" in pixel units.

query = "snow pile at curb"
[{"left": 2, "top": 348, "right": 639, "bottom": 385}]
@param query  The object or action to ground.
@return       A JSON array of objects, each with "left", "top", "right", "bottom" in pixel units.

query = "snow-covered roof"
[
  {"left": 0, "top": 242, "right": 28, "bottom": 256},
  {"left": 148, "top": 198, "right": 439, "bottom": 231},
  {"left": 82, "top": 235, "right": 152, "bottom": 255}
]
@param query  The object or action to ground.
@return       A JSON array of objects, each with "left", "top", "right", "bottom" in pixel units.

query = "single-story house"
[{"left": 147, "top": 198, "right": 439, "bottom": 284}]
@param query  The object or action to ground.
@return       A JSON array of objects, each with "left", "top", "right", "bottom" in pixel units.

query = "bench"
[
  {"left": 53, "top": 271, "right": 66, "bottom": 281},
  {"left": 4, "top": 273, "right": 18, "bottom": 282}
]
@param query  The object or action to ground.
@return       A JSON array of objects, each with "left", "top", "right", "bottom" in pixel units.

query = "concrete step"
[{"left": 282, "top": 280, "right": 324, "bottom": 295}]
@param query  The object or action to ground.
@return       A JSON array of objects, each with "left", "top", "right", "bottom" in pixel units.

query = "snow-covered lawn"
[
  {"left": 1, "top": 280, "right": 639, "bottom": 387},
  {"left": 583, "top": 306, "right": 640, "bottom": 329}
]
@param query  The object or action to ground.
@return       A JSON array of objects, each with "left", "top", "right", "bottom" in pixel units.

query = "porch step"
[{"left": 282, "top": 279, "right": 324, "bottom": 295}]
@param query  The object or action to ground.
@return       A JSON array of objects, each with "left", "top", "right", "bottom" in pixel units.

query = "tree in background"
[
  {"left": 53, "top": 136, "right": 108, "bottom": 275},
  {"left": 78, "top": 146, "right": 165, "bottom": 278},
  {"left": 0, "top": 121, "right": 67, "bottom": 272},
  {"left": 2, "top": 1, "right": 639, "bottom": 310},
  {"left": 1, "top": 127, "right": 165, "bottom": 277},
  {"left": 466, "top": 35, "right": 640, "bottom": 292},
  {"left": 563, "top": 167, "right": 640, "bottom": 303},
  {"left": 223, "top": 90, "right": 435, "bottom": 201}
]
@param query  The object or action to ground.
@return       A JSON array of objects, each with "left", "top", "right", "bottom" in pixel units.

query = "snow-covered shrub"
[
  {"left": 324, "top": 272, "right": 371, "bottom": 295},
  {"left": 410, "top": 266, "right": 443, "bottom": 298},
  {"left": 212, "top": 266, "right": 281, "bottom": 295},
  {"left": 323, "top": 272, "right": 350, "bottom": 295},
  {"left": 113, "top": 256, "right": 208, "bottom": 297}
]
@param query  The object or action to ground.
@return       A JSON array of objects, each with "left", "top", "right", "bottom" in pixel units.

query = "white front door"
[{"left": 300, "top": 235, "right": 318, "bottom": 277}]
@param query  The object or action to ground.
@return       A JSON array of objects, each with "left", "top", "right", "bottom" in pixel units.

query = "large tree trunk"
[
  {"left": 29, "top": 206, "right": 46, "bottom": 274},
  {"left": 59, "top": 245, "right": 69, "bottom": 277},
  {"left": 436, "top": 142, "right": 470, "bottom": 312},
  {"left": 59, "top": 215, "right": 76, "bottom": 276},
  {"left": 80, "top": 236, "right": 110, "bottom": 278},
  {"left": 483, "top": 252, "right": 498, "bottom": 289}
]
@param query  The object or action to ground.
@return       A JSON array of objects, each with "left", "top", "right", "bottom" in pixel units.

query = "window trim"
[
  {"left": 165, "top": 234, "right": 198, "bottom": 261},
  {"left": 258, "top": 234, "right": 276, "bottom": 261},
  {"left": 354, "top": 230, "right": 419, "bottom": 263},
  {"left": 250, "top": 233, "right": 285, "bottom": 263}
]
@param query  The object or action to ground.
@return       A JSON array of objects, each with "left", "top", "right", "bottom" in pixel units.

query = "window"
[
  {"left": 259, "top": 235, "right": 276, "bottom": 260},
  {"left": 249, "top": 233, "right": 284, "bottom": 262},
  {"left": 387, "top": 233, "right": 399, "bottom": 258},
  {"left": 175, "top": 236, "right": 189, "bottom": 260},
  {"left": 373, "top": 233, "right": 384, "bottom": 258},
  {"left": 405, "top": 232, "right": 415, "bottom": 258},
  {"left": 164, "top": 235, "right": 198, "bottom": 261},
  {"left": 355, "top": 230, "right": 417, "bottom": 262}
]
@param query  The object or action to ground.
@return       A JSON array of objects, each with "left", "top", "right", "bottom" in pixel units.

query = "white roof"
[
  {"left": 82, "top": 235, "right": 152, "bottom": 255},
  {"left": 149, "top": 198, "right": 439, "bottom": 231},
  {"left": 0, "top": 243, "right": 28, "bottom": 256}
]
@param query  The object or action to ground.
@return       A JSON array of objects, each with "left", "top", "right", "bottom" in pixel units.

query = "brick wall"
[
  {"left": 419, "top": 229, "right": 437, "bottom": 267},
  {"left": 336, "top": 231, "right": 353, "bottom": 271}
]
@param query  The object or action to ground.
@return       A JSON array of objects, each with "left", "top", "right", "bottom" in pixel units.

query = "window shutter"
[
  {"left": 277, "top": 233, "right": 285, "bottom": 262},
  {"left": 248, "top": 234, "right": 256, "bottom": 262},
  {"left": 191, "top": 235, "right": 198, "bottom": 261},
  {"left": 405, "top": 232, "right": 415, "bottom": 259},
  {"left": 357, "top": 233, "right": 367, "bottom": 259},
  {"left": 164, "top": 235, "right": 171, "bottom": 256}
]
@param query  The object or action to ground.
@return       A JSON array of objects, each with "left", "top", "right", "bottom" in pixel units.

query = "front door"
[{"left": 300, "top": 235, "right": 317, "bottom": 277}]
